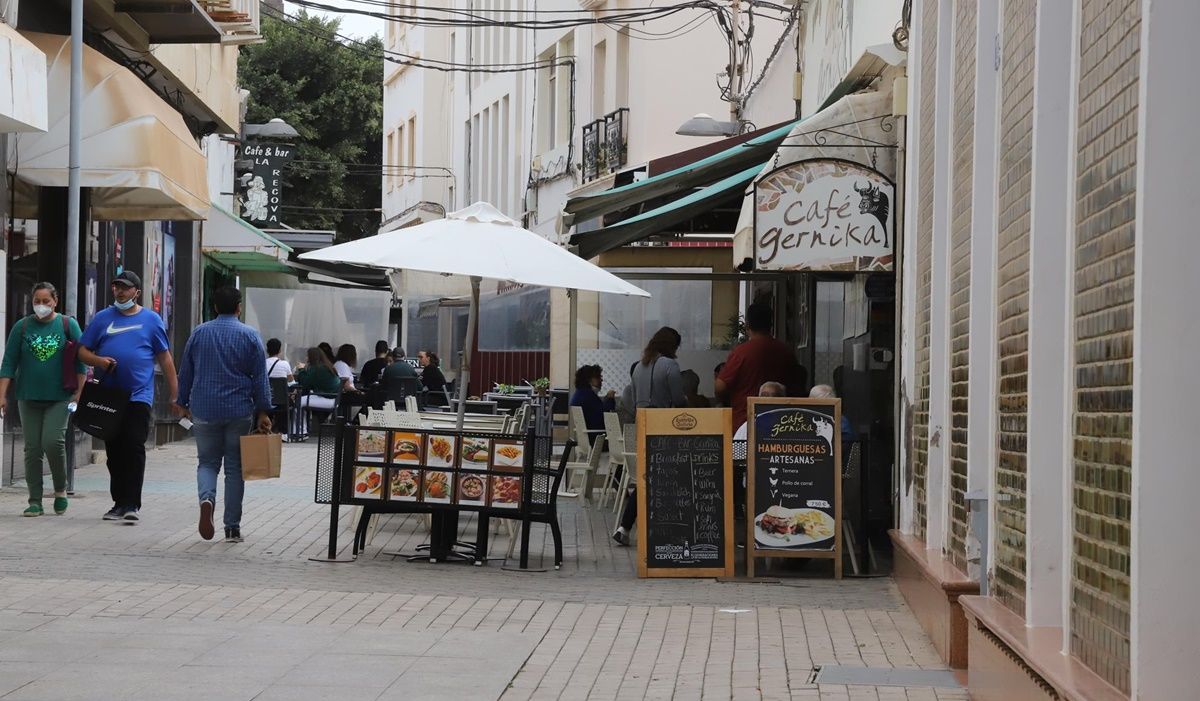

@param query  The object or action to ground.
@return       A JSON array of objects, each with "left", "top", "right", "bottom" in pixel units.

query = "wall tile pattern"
[
  {"left": 1070, "top": 0, "right": 1139, "bottom": 691},
  {"left": 946, "top": 0, "right": 976, "bottom": 573},
  {"left": 912, "top": 0, "right": 940, "bottom": 542},
  {"left": 993, "top": 0, "right": 1037, "bottom": 618}
]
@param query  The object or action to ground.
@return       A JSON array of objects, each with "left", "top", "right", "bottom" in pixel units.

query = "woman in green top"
[
  {"left": 0, "top": 283, "right": 87, "bottom": 516},
  {"left": 293, "top": 347, "right": 341, "bottom": 437}
]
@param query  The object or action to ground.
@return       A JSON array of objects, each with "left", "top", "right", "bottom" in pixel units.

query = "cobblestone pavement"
[{"left": 0, "top": 440, "right": 966, "bottom": 700}]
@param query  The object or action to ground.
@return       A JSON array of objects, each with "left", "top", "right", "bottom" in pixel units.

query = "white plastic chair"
[
  {"left": 614, "top": 423, "right": 637, "bottom": 519},
  {"left": 597, "top": 412, "right": 625, "bottom": 509},
  {"left": 565, "top": 406, "right": 606, "bottom": 499}
]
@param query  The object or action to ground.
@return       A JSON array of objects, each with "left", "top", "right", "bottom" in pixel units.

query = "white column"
[
  {"left": 925, "top": 0, "right": 956, "bottom": 552},
  {"left": 1130, "top": 1, "right": 1200, "bottom": 697},
  {"left": 898, "top": 0, "right": 928, "bottom": 536},
  {"left": 1022, "top": 0, "right": 1074, "bottom": 630},
  {"left": 967, "top": 0, "right": 1001, "bottom": 573}
]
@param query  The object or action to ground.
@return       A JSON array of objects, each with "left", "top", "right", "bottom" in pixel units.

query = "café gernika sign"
[{"left": 754, "top": 159, "right": 894, "bottom": 272}]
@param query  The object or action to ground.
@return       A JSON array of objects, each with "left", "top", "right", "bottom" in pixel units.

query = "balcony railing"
[{"left": 581, "top": 107, "right": 629, "bottom": 183}]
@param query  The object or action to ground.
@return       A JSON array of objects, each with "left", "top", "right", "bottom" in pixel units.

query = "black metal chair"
[
  {"left": 269, "top": 377, "right": 290, "bottom": 434},
  {"left": 292, "top": 388, "right": 342, "bottom": 441},
  {"left": 382, "top": 375, "right": 424, "bottom": 410},
  {"left": 495, "top": 435, "right": 571, "bottom": 569}
]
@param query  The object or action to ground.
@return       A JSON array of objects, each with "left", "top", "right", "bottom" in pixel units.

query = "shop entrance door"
[{"left": 794, "top": 273, "right": 896, "bottom": 568}]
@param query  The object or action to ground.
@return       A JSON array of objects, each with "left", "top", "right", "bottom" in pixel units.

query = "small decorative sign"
[
  {"left": 239, "top": 142, "right": 294, "bottom": 226},
  {"left": 754, "top": 159, "right": 894, "bottom": 272}
]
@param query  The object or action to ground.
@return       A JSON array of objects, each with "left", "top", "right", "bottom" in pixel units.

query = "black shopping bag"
[{"left": 73, "top": 379, "right": 130, "bottom": 440}]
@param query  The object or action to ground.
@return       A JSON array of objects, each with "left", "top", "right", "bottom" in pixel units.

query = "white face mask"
[{"left": 32, "top": 304, "right": 53, "bottom": 320}]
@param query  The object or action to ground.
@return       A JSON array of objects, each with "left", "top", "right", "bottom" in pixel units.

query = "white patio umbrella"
[{"left": 299, "top": 202, "right": 650, "bottom": 429}]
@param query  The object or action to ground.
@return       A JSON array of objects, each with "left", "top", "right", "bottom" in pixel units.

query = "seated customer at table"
[
  {"left": 418, "top": 350, "right": 447, "bottom": 394},
  {"left": 733, "top": 381, "right": 787, "bottom": 440},
  {"left": 333, "top": 344, "right": 360, "bottom": 394},
  {"left": 810, "top": 383, "right": 855, "bottom": 440},
  {"left": 383, "top": 347, "right": 419, "bottom": 383},
  {"left": 570, "top": 365, "right": 615, "bottom": 436},
  {"left": 294, "top": 347, "right": 342, "bottom": 435},
  {"left": 358, "top": 340, "right": 391, "bottom": 387},
  {"left": 265, "top": 338, "right": 294, "bottom": 383}
]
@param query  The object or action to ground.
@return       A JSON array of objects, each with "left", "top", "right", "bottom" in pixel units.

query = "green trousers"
[{"left": 18, "top": 400, "right": 69, "bottom": 503}]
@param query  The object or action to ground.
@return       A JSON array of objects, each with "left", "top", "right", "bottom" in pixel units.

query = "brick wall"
[
  {"left": 945, "top": 0, "right": 975, "bottom": 573},
  {"left": 912, "top": 0, "right": 940, "bottom": 543},
  {"left": 1069, "top": 0, "right": 1139, "bottom": 691},
  {"left": 992, "top": 0, "right": 1036, "bottom": 618}
]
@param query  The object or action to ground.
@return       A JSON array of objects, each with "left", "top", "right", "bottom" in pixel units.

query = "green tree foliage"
[{"left": 239, "top": 13, "right": 382, "bottom": 241}]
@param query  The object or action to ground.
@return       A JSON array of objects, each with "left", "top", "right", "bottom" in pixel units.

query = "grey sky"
[{"left": 284, "top": 0, "right": 384, "bottom": 40}]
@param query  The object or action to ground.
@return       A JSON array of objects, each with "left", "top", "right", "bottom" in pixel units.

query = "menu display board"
[
  {"left": 347, "top": 426, "right": 526, "bottom": 511},
  {"left": 746, "top": 398, "right": 842, "bottom": 579},
  {"left": 636, "top": 409, "right": 734, "bottom": 578}
]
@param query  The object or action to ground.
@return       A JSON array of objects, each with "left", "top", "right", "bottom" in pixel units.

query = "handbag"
[
  {"left": 73, "top": 373, "right": 130, "bottom": 440},
  {"left": 60, "top": 316, "right": 80, "bottom": 393}
]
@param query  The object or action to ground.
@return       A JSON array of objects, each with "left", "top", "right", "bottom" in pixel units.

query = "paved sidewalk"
[{"left": 0, "top": 440, "right": 965, "bottom": 700}]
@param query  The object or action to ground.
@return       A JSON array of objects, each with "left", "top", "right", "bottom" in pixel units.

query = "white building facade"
[{"left": 895, "top": 0, "right": 1200, "bottom": 699}]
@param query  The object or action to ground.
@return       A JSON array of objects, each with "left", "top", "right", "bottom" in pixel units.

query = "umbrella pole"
[{"left": 456, "top": 276, "right": 481, "bottom": 431}]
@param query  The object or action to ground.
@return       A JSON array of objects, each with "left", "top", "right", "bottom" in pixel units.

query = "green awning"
[
  {"left": 570, "top": 164, "right": 762, "bottom": 259},
  {"left": 562, "top": 118, "right": 801, "bottom": 226},
  {"left": 204, "top": 250, "right": 294, "bottom": 275}
]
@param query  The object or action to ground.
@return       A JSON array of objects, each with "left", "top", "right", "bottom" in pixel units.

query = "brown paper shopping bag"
[{"left": 240, "top": 432, "right": 283, "bottom": 481}]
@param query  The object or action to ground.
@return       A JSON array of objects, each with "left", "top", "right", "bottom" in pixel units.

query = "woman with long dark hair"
[
  {"left": 417, "top": 350, "right": 447, "bottom": 394},
  {"left": 333, "top": 344, "right": 359, "bottom": 393},
  {"left": 620, "top": 326, "right": 685, "bottom": 412},
  {"left": 614, "top": 328, "right": 685, "bottom": 546},
  {"left": 293, "top": 347, "right": 341, "bottom": 437},
  {"left": 569, "top": 364, "right": 615, "bottom": 434}
]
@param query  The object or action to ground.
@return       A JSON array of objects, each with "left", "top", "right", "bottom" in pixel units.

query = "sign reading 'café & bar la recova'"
[{"left": 753, "top": 159, "right": 894, "bottom": 272}]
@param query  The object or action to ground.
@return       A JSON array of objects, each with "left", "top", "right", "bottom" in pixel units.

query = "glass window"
[
  {"left": 597, "top": 269, "right": 712, "bottom": 351},
  {"left": 478, "top": 285, "right": 550, "bottom": 351}
]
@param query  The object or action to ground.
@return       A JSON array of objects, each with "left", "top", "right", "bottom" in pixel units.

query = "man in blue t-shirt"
[{"left": 78, "top": 270, "right": 179, "bottom": 523}]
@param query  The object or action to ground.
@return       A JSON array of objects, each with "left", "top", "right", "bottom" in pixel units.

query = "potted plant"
[{"left": 531, "top": 377, "right": 551, "bottom": 396}]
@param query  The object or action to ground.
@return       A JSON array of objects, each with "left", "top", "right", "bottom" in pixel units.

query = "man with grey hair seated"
[
  {"left": 809, "top": 383, "right": 855, "bottom": 439},
  {"left": 734, "top": 381, "right": 788, "bottom": 439}
]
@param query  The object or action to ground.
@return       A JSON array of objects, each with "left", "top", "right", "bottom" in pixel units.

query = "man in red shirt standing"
[{"left": 715, "top": 302, "right": 806, "bottom": 428}]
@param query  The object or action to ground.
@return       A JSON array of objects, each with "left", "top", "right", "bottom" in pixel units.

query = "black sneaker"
[
  {"left": 123, "top": 509, "right": 140, "bottom": 522},
  {"left": 224, "top": 528, "right": 243, "bottom": 543},
  {"left": 102, "top": 506, "right": 123, "bottom": 521},
  {"left": 612, "top": 530, "right": 630, "bottom": 547}
]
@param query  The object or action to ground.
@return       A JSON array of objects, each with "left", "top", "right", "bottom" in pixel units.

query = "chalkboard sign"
[
  {"left": 746, "top": 398, "right": 842, "bottom": 579},
  {"left": 636, "top": 409, "right": 734, "bottom": 578}
]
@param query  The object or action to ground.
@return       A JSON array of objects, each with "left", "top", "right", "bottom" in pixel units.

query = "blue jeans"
[{"left": 194, "top": 415, "right": 252, "bottom": 529}]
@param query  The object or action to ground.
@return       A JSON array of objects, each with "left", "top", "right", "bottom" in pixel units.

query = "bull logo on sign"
[{"left": 854, "top": 181, "right": 889, "bottom": 231}]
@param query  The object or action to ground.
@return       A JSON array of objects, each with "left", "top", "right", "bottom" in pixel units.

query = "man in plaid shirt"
[{"left": 176, "top": 286, "right": 272, "bottom": 542}]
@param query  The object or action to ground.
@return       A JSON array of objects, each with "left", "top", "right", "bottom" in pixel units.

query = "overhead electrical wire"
[{"left": 262, "top": 3, "right": 573, "bottom": 74}]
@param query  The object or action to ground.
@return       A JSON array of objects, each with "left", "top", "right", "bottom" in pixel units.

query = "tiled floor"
[{"left": 0, "top": 440, "right": 964, "bottom": 700}]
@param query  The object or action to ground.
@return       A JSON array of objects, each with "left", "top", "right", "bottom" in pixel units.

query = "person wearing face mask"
[
  {"left": 0, "top": 282, "right": 86, "bottom": 516},
  {"left": 77, "top": 271, "right": 180, "bottom": 523}
]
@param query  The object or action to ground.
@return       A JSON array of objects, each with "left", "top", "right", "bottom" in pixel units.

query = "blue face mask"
[{"left": 114, "top": 298, "right": 136, "bottom": 311}]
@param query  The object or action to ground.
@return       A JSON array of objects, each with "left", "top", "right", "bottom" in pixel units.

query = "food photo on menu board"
[
  {"left": 390, "top": 468, "right": 420, "bottom": 502},
  {"left": 425, "top": 434, "right": 457, "bottom": 468},
  {"left": 356, "top": 430, "right": 388, "bottom": 462},
  {"left": 492, "top": 440, "right": 524, "bottom": 468},
  {"left": 392, "top": 432, "right": 422, "bottom": 465},
  {"left": 489, "top": 441, "right": 524, "bottom": 509},
  {"left": 353, "top": 466, "right": 384, "bottom": 499},
  {"left": 489, "top": 475, "right": 521, "bottom": 509},
  {"left": 460, "top": 437, "right": 490, "bottom": 467},
  {"left": 424, "top": 470, "right": 452, "bottom": 504},
  {"left": 456, "top": 473, "right": 487, "bottom": 506},
  {"left": 752, "top": 404, "right": 838, "bottom": 551}
]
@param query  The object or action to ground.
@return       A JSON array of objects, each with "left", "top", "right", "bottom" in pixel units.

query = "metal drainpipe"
[{"left": 893, "top": 112, "right": 907, "bottom": 531}]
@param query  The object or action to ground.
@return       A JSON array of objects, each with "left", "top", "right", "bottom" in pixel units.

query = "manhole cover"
[{"left": 813, "top": 665, "right": 961, "bottom": 688}]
